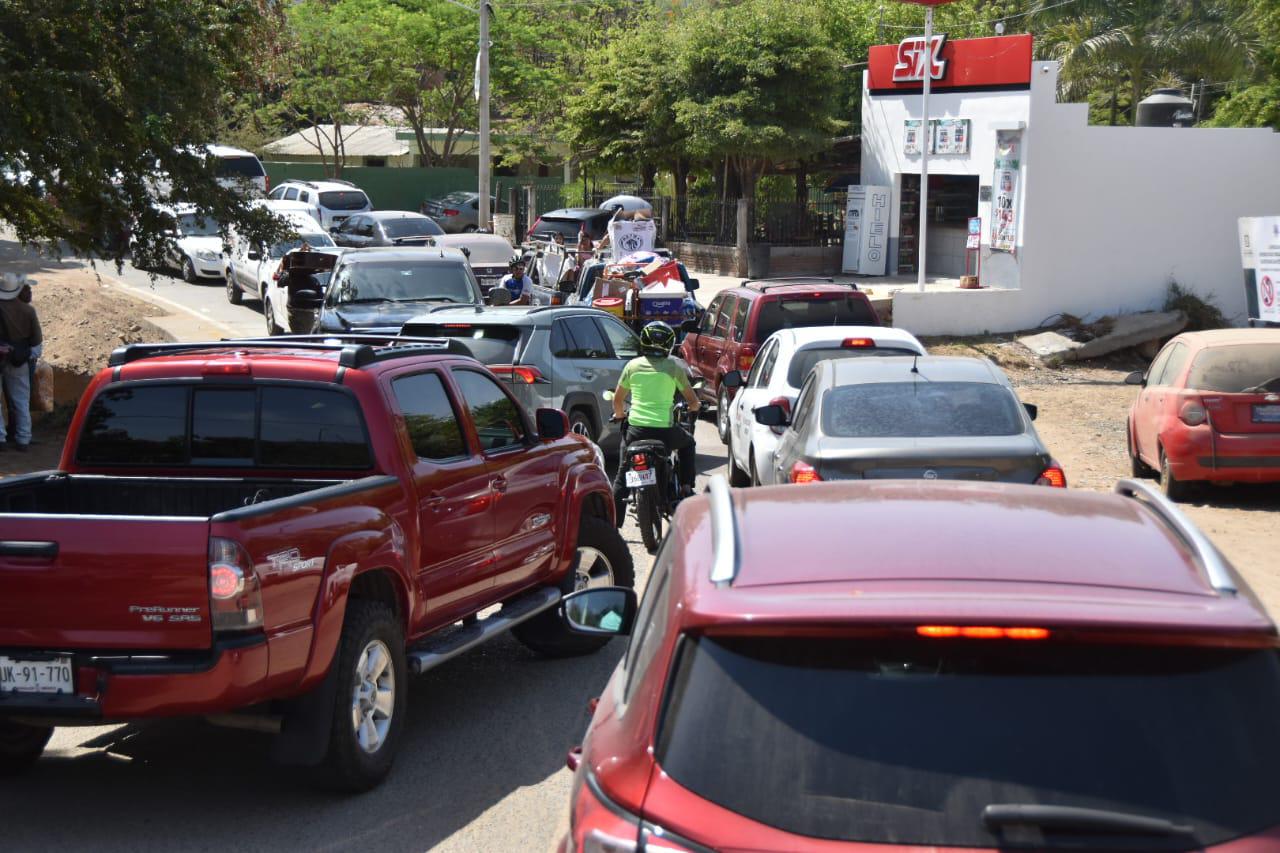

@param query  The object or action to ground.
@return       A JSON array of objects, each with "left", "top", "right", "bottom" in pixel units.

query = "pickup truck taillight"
[
  {"left": 790, "top": 460, "right": 822, "bottom": 484},
  {"left": 209, "top": 538, "right": 263, "bottom": 633},
  {"left": 737, "top": 343, "right": 758, "bottom": 372}
]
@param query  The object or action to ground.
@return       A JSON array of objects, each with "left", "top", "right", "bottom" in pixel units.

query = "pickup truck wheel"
[
  {"left": 320, "top": 600, "right": 407, "bottom": 792},
  {"left": 0, "top": 721, "right": 53, "bottom": 775},
  {"left": 512, "top": 516, "right": 635, "bottom": 658},
  {"left": 226, "top": 276, "right": 243, "bottom": 305}
]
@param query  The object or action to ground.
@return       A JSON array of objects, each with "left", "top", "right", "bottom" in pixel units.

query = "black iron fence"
[{"left": 667, "top": 193, "right": 845, "bottom": 247}]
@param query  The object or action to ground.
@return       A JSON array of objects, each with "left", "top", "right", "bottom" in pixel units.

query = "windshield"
[
  {"left": 656, "top": 636, "right": 1280, "bottom": 848},
  {"left": 336, "top": 261, "right": 477, "bottom": 305},
  {"left": 269, "top": 234, "right": 334, "bottom": 259},
  {"left": 786, "top": 346, "right": 921, "bottom": 388},
  {"left": 400, "top": 322, "right": 520, "bottom": 364},
  {"left": 382, "top": 216, "right": 444, "bottom": 238},
  {"left": 755, "top": 296, "right": 877, "bottom": 342},
  {"left": 214, "top": 156, "right": 265, "bottom": 178},
  {"left": 1186, "top": 344, "right": 1280, "bottom": 392},
  {"left": 822, "top": 381, "right": 1024, "bottom": 437},
  {"left": 176, "top": 214, "right": 220, "bottom": 237},
  {"left": 319, "top": 190, "right": 369, "bottom": 211}
]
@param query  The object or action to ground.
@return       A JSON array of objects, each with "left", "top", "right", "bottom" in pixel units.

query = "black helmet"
[{"left": 639, "top": 321, "right": 676, "bottom": 356}]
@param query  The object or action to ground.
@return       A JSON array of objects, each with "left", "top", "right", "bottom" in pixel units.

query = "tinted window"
[
  {"left": 714, "top": 296, "right": 735, "bottom": 338},
  {"left": 556, "top": 317, "right": 610, "bottom": 359},
  {"left": 214, "top": 156, "right": 265, "bottom": 178},
  {"left": 731, "top": 297, "right": 751, "bottom": 342},
  {"left": 269, "top": 187, "right": 286, "bottom": 200},
  {"left": 755, "top": 296, "right": 876, "bottom": 343},
  {"left": 1155, "top": 342, "right": 1190, "bottom": 386},
  {"left": 823, "top": 381, "right": 1023, "bottom": 438},
  {"left": 333, "top": 261, "right": 478, "bottom": 305},
  {"left": 453, "top": 370, "right": 526, "bottom": 451},
  {"left": 532, "top": 218, "right": 589, "bottom": 240},
  {"left": 191, "top": 389, "right": 255, "bottom": 463},
  {"left": 382, "top": 216, "right": 444, "bottom": 238},
  {"left": 77, "top": 386, "right": 188, "bottom": 465},
  {"left": 1187, "top": 344, "right": 1280, "bottom": 392},
  {"left": 598, "top": 318, "right": 640, "bottom": 359},
  {"left": 699, "top": 294, "right": 725, "bottom": 334},
  {"left": 400, "top": 322, "right": 520, "bottom": 365},
  {"left": 394, "top": 373, "right": 467, "bottom": 460},
  {"left": 746, "top": 340, "right": 772, "bottom": 387},
  {"left": 283, "top": 188, "right": 298, "bottom": 201},
  {"left": 656, "top": 637, "right": 1280, "bottom": 848},
  {"left": 259, "top": 387, "right": 371, "bottom": 468},
  {"left": 786, "top": 346, "right": 921, "bottom": 388},
  {"left": 758, "top": 341, "right": 780, "bottom": 386},
  {"left": 319, "top": 191, "right": 369, "bottom": 210}
]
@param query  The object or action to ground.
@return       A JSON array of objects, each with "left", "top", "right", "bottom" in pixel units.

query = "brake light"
[
  {"left": 918, "top": 625, "right": 1050, "bottom": 640},
  {"left": 1179, "top": 398, "right": 1208, "bottom": 426},
  {"left": 442, "top": 323, "right": 473, "bottom": 329},
  {"left": 489, "top": 364, "right": 545, "bottom": 384},
  {"left": 630, "top": 454, "right": 649, "bottom": 471},
  {"left": 790, "top": 460, "right": 821, "bottom": 484},
  {"left": 202, "top": 361, "right": 251, "bottom": 376},
  {"left": 842, "top": 337, "right": 875, "bottom": 348},
  {"left": 443, "top": 208, "right": 461, "bottom": 216},
  {"left": 738, "top": 343, "right": 758, "bottom": 372},
  {"left": 208, "top": 538, "right": 263, "bottom": 633},
  {"left": 567, "top": 772, "right": 640, "bottom": 853},
  {"left": 1035, "top": 465, "right": 1067, "bottom": 487}
]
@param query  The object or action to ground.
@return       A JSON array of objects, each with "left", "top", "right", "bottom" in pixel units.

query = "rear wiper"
[{"left": 983, "top": 804, "right": 1196, "bottom": 837}]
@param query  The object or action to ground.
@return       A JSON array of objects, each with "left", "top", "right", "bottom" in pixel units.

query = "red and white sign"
[
  {"left": 868, "top": 34, "right": 1033, "bottom": 94},
  {"left": 892, "top": 35, "right": 948, "bottom": 83}
]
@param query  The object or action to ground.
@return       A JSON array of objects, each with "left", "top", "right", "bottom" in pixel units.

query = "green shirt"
[{"left": 619, "top": 356, "right": 691, "bottom": 428}]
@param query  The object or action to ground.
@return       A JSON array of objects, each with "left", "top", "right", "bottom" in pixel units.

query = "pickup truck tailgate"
[{"left": 0, "top": 517, "right": 212, "bottom": 650}]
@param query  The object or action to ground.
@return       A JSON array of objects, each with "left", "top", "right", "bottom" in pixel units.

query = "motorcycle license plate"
[
  {"left": 0, "top": 655, "right": 74, "bottom": 695},
  {"left": 626, "top": 469, "right": 657, "bottom": 488}
]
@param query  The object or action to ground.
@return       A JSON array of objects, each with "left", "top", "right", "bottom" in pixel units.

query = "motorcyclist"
[{"left": 611, "top": 321, "right": 700, "bottom": 525}]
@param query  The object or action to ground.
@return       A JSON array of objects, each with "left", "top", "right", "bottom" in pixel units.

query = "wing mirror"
[
  {"left": 754, "top": 404, "right": 791, "bottom": 428},
  {"left": 680, "top": 318, "right": 700, "bottom": 334},
  {"left": 1125, "top": 370, "right": 1146, "bottom": 386},
  {"left": 721, "top": 370, "right": 744, "bottom": 389},
  {"left": 536, "top": 407, "right": 570, "bottom": 441},
  {"left": 328, "top": 226, "right": 339, "bottom": 234},
  {"left": 562, "top": 587, "right": 637, "bottom": 636},
  {"left": 1023, "top": 402, "right": 1038, "bottom": 421},
  {"left": 686, "top": 278, "right": 700, "bottom": 291}
]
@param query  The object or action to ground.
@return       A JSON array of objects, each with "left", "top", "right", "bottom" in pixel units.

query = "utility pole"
[
  {"left": 917, "top": 5, "right": 933, "bottom": 292},
  {"left": 478, "top": 0, "right": 492, "bottom": 231}
]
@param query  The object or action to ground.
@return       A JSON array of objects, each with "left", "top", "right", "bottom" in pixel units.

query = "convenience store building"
[{"left": 859, "top": 34, "right": 1280, "bottom": 335}]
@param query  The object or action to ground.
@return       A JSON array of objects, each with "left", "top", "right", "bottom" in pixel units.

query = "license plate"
[
  {"left": 625, "top": 469, "right": 657, "bottom": 488},
  {"left": 1253, "top": 404, "right": 1280, "bottom": 423},
  {"left": 0, "top": 655, "right": 74, "bottom": 695}
]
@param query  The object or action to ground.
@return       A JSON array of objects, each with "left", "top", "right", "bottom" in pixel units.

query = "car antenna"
[{"left": 911, "top": 355, "right": 919, "bottom": 374}]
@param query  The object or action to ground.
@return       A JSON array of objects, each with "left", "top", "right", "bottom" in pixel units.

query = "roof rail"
[
  {"left": 707, "top": 475, "right": 740, "bottom": 587},
  {"left": 742, "top": 277, "right": 855, "bottom": 293},
  {"left": 326, "top": 179, "right": 357, "bottom": 188},
  {"left": 1114, "top": 479, "right": 1237, "bottom": 595},
  {"left": 107, "top": 335, "right": 469, "bottom": 370}
]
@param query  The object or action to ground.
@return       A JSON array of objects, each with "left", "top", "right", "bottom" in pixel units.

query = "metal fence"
[
  {"left": 671, "top": 197, "right": 737, "bottom": 245},
  {"left": 668, "top": 193, "right": 846, "bottom": 247}
]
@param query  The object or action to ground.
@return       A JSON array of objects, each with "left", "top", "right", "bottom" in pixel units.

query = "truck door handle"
[
  {"left": 490, "top": 477, "right": 508, "bottom": 493},
  {"left": 422, "top": 494, "right": 446, "bottom": 509},
  {"left": 579, "top": 369, "right": 595, "bottom": 380},
  {"left": 0, "top": 541, "right": 58, "bottom": 559}
]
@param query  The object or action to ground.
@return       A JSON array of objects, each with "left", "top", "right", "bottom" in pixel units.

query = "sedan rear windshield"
[
  {"left": 534, "top": 216, "right": 608, "bottom": 240},
  {"left": 656, "top": 636, "right": 1280, "bottom": 849},
  {"left": 1187, "top": 344, "right": 1280, "bottom": 393},
  {"left": 823, "top": 381, "right": 1023, "bottom": 437},
  {"left": 383, "top": 216, "right": 444, "bottom": 238},
  {"left": 319, "top": 191, "right": 369, "bottom": 211},
  {"left": 787, "top": 346, "right": 920, "bottom": 388},
  {"left": 77, "top": 384, "right": 372, "bottom": 469},
  {"left": 336, "top": 262, "right": 478, "bottom": 305},
  {"left": 755, "top": 296, "right": 876, "bottom": 342}
]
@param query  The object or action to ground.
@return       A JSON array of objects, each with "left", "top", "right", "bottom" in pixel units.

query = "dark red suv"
[
  {"left": 558, "top": 478, "right": 1280, "bottom": 852},
  {"left": 679, "top": 280, "right": 880, "bottom": 443}
]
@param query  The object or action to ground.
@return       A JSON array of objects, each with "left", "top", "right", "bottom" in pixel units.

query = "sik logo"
[{"left": 892, "top": 34, "right": 948, "bottom": 83}]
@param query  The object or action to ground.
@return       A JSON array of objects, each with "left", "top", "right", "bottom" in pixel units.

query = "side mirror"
[
  {"left": 680, "top": 318, "right": 700, "bottom": 334},
  {"left": 1023, "top": 402, "right": 1038, "bottom": 421},
  {"left": 686, "top": 278, "right": 701, "bottom": 291},
  {"left": 461, "top": 247, "right": 471, "bottom": 258},
  {"left": 247, "top": 250, "right": 261, "bottom": 261},
  {"left": 290, "top": 289, "right": 324, "bottom": 310},
  {"left": 722, "top": 370, "right": 744, "bottom": 389},
  {"left": 754, "top": 404, "right": 790, "bottom": 428},
  {"left": 562, "top": 587, "right": 638, "bottom": 636},
  {"left": 535, "top": 407, "right": 570, "bottom": 441},
  {"left": 328, "top": 226, "right": 339, "bottom": 234},
  {"left": 1125, "top": 370, "right": 1146, "bottom": 386}
]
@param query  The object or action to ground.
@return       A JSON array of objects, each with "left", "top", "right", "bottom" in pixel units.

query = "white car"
[
  {"left": 724, "top": 326, "right": 927, "bottom": 486},
  {"left": 429, "top": 233, "right": 515, "bottom": 296},
  {"left": 224, "top": 210, "right": 339, "bottom": 335},
  {"left": 163, "top": 204, "right": 226, "bottom": 283},
  {"left": 266, "top": 179, "right": 372, "bottom": 230}
]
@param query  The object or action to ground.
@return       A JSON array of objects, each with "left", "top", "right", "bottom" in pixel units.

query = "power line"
[{"left": 876, "top": 0, "right": 1082, "bottom": 31}]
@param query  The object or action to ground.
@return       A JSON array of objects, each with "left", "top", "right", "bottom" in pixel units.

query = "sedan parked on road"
[
  {"left": 159, "top": 205, "right": 225, "bottom": 283},
  {"left": 757, "top": 356, "right": 1065, "bottom": 486},
  {"left": 1127, "top": 328, "right": 1280, "bottom": 500},
  {"left": 329, "top": 211, "right": 444, "bottom": 248},
  {"left": 422, "top": 191, "right": 496, "bottom": 233},
  {"left": 723, "top": 326, "right": 926, "bottom": 486}
]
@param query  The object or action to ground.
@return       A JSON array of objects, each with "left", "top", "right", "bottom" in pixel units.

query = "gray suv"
[{"left": 402, "top": 306, "right": 651, "bottom": 448}]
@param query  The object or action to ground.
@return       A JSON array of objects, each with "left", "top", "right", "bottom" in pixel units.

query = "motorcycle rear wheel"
[{"left": 635, "top": 488, "right": 662, "bottom": 554}]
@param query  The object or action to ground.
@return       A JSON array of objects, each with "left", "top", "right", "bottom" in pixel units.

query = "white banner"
[
  {"left": 991, "top": 129, "right": 1021, "bottom": 252},
  {"left": 609, "top": 219, "right": 656, "bottom": 261},
  {"left": 1249, "top": 216, "right": 1280, "bottom": 323},
  {"left": 842, "top": 185, "right": 891, "bottom": 275}
]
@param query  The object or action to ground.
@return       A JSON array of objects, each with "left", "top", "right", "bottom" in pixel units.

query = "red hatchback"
[
  {"left": 1127, "top": 329, "right": 1280, "bottom": 501},
  {"left": 558, "top": 478, "right": 1280, "bottom": 852}
]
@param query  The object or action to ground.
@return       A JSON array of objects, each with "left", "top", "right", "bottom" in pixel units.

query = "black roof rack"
[
  {"left": 742, "top": 277, "right": 856, "bottom": 294},
  {"left": 107, "top": 335, "right": 472, "bottom": 370}
]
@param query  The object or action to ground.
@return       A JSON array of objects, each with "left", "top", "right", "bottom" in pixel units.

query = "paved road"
[{"left": 109, "top": 258, "right": 270, "bottom": 338}]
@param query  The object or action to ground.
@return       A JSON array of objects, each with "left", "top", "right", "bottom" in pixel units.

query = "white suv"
[
  {"left": 267, "top": 179, "right": 372, "bottom": 230},
  {"left": 724, "top": 326, "right": 927, "bottom": 486}
]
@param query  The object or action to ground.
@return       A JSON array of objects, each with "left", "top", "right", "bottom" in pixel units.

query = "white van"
[{"left": 208, "top": 145, "right": 268, "bottom": 195}]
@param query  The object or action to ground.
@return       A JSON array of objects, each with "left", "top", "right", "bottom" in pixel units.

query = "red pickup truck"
[{"left": 0, "top": 335, "right": 631, "bottom": 790}]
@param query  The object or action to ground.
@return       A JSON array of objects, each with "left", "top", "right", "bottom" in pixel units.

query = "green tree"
[
  {"left": 0, "top": 0, "right": 287, "bottom": 265},
  {"left": 1209, "top": 0, "right": 1280, "bottom": 129}
]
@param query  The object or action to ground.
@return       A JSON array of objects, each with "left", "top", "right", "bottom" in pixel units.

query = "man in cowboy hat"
[{"left": 0, "top": 273, "right": 42, "bottom": 452}]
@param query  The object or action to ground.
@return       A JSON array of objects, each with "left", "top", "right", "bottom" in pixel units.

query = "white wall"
[{"left": 878, "top": 63, "right": 1280, "bottom": 336}]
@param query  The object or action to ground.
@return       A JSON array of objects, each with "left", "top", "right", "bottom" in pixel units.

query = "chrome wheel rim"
[
  {"left": 718, "top": 390, "right": 729, "bottom": 435},
  {"left": 571, "top": 417, "right": 591, "bottom": 438},
  {"left": 264, "top": 300, "right": 274, "bottom": 333},
  {"left": 350, "top": 639, "right": 395, "bottom": 754},
  {"left": 574, "top": 546, "right": 615, "bottom": 591}
]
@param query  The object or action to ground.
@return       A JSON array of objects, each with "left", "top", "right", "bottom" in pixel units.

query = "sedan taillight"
[
  {"left": 1179, "top": 397, "right": 1208, "bottom": 426},
  {"left": 790, "top": 460, "right": 822, "bottom": 484},
  {"left": 208, "top": 538, "right": 263, "bottom": 633},
  {"left": 1035, "top": 465, "right": 1067, "bottom": 487}
]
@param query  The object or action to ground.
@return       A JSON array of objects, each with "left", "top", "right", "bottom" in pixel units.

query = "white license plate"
[
  {"left": 1253, "top": 404, "right": 1280, "bottom": 424},
  {"left": 625, "top": 469, "right": 657, "bottom": 488},
  {"left": 0, "top": 655, "right": 74, "bottom": 695}
]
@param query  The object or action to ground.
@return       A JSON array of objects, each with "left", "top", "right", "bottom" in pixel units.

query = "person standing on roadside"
[{"left": 0, "top": 273, "right": 42, "bottom": 452}]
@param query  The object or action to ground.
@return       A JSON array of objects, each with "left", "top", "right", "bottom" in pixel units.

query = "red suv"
[
  {"left": 679, "top": 280, "right": 880, "bottom": 443},
  {"left": 558, "top": 478, "right": 1280, "bottom": 852},
  {"left": 1127, "top": 329, "right": 1280, "bottom": 501}
]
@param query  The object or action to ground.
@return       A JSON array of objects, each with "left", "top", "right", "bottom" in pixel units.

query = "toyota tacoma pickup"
[{"left": 0, "top": 335, "right": 631, "bottom": 790}]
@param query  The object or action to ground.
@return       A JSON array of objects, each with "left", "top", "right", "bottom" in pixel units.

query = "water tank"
[{"left": 1136, "top": 88, "right": 1195, "bottom": 127}]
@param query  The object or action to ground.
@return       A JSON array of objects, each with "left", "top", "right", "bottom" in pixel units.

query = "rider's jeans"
[{"left": 612, "top": 424, "right": 696, "bottom": 525}]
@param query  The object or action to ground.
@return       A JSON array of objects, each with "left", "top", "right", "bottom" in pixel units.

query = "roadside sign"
[
  {"left": 966, "top": 216, "right": 981, "bottom": 249},
  {"left": 1242, "top": 216, "right": 1280, "bottom": 326},
  {"left": 842, "top": 185, "right": 891, "bottom": 275}
]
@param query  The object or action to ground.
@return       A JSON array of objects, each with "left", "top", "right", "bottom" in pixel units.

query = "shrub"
[{"left": 1163, "top": 282, "right": 1226, "bottom": 331}]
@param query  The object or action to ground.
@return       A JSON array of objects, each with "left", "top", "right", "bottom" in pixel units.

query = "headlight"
[{"left": 196, "top": 250, "right": 220, "bottom": 261}]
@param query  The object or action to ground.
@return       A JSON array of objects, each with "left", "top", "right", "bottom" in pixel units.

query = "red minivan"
[
  {"left": 679, "top": 280, "right": 880, "bottom": 443},
  {"left": 1127, "top": 329, "right": 1280, "bottom": 501},
  {"left": 558, "top": 478, "right": 1280, "bottom": 852}
]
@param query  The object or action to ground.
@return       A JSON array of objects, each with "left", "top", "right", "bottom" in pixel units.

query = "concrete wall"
[{"left": 873, "top": 63, "right": 1280, "bottom": 336}]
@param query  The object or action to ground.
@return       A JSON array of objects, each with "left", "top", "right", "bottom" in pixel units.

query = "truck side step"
[{"left": 406, "top": 586, "right": 561, "bottom": 675}]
